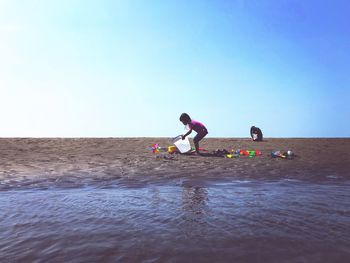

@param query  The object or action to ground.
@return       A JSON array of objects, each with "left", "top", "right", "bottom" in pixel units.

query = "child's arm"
[{"left": 182, "top": 129, "right": 192, "bottom": 140}]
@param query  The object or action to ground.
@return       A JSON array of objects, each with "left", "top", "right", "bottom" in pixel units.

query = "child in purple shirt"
[{"left": 179, "top": 113, "right": 208, "bottom": 154}]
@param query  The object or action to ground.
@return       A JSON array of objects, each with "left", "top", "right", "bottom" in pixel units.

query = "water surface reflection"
[{"left": 0, "top": 179, "right": 349, "bottom": 262}]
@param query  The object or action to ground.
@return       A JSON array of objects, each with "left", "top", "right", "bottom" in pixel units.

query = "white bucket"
[{"left": 172, "top": 135, "right": 191, "bottom": 153}]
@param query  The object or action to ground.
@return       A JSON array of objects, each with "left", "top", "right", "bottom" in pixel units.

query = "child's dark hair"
[{"left": 179, "top": 113, "right": 191, "bottom": 124}]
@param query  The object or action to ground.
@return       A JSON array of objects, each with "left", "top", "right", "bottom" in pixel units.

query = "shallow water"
[{"left": 1, "top": 179, "right": 349, "bottom": 263}]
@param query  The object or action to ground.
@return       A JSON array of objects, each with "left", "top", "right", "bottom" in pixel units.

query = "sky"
[{"left": 0, "top": 0, "right": 349, "bottom": 137}]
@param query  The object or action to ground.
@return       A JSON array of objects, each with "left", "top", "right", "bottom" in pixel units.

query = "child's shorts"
[{"left": 194, "top": 128, "right": 208, "bottom": 143}]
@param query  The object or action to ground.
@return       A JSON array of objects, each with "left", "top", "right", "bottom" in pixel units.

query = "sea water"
[{"left": 1, "top": 179, "right": 349, "bottom": 262}]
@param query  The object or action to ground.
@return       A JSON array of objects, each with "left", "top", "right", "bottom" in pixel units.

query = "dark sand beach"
[
  {"left": 0, "top": 138, "right": 349, "bottom": 187},
  {"left": 1, "top": 138, "right": 349, "bottom": 262}
]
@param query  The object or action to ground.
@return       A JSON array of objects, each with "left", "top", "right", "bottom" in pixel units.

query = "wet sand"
[{"left": 0, "top": 138, "right": 349, "bottom": 188}]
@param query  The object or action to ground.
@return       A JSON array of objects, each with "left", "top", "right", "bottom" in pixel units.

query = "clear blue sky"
[{"left": 1, "top": 0, "right": 349, "bottom": 137}]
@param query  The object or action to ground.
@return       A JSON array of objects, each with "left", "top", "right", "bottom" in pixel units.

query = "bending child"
[
  {"left": 250, "top": 126, "right": 263, "bottom": 141},
  {"left": 179, "top": 113, "right": 208, "bottom": 154}
]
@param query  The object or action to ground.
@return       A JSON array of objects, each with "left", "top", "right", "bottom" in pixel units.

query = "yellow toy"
[{"left": 167, "top": 146, "right": 177, "bottom": 153}]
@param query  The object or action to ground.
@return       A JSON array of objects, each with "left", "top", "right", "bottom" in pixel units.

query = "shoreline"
[{"left": 1, "top": 137, "right": 348, "bottom": 140}]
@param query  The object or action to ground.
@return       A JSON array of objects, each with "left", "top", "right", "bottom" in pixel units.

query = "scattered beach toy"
[
  {"left": 271, "top": 150, "right": 295, "bottom": 159},
  {"left": 271, "top": 151, "right": 286, "bottom": 159},
  {"left": 151, "top": 144, "right": 172, "bottom": 154},
  {"left": 151, "top": 144, "right": 161, "bottom": 154},
  {"left": 240, "top": 149, "right": 249, "bottom": 156},
  {"left": 287, "top": 150, "right": 294, "bottom": 157},
  {"left": 167, "top": 145, "right": 178, "bottom": 154},
  {"left": 232, "top": 149, "right": 262, "bottom": 157},
  {"left": 248, "top": 150, "right": 261, "bottom": 157}
]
